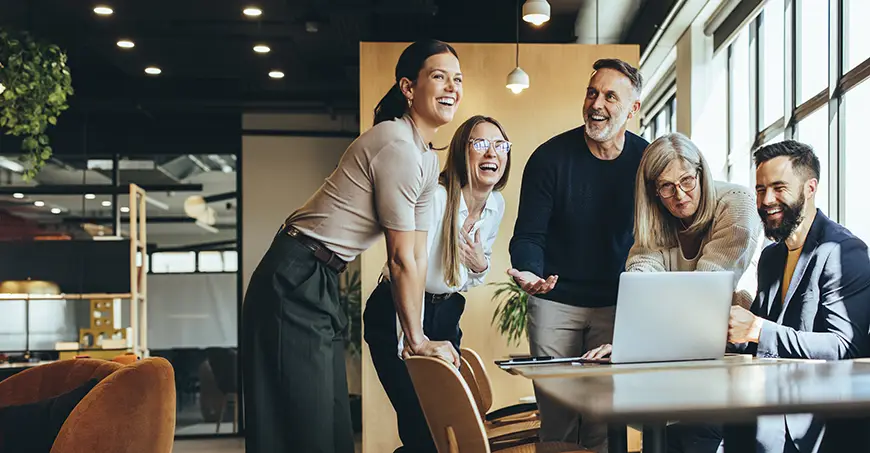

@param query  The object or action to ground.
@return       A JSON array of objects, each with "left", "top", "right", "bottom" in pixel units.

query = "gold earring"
[{"left": 407, "top": 98, "right": 413, "bottom": 108}]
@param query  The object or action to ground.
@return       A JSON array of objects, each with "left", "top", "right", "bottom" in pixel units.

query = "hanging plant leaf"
[{"left": 0, "top": 28, "right": 73, "bottom": 180}]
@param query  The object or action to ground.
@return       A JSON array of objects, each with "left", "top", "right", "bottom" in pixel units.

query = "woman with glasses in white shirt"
[{"left": 363, "top": 115, "right": 511, "bottom": 453}]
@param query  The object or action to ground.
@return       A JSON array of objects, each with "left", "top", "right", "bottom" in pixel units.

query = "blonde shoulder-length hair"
[{"left": 634, "top": 132, "right": 717, "bottom": 249}]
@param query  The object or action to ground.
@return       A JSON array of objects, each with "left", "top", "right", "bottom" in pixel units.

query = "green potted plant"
[
  {"left": 338, "top": 268, "right": 362, "bottom": 357},
  {"left": 337, "top": 267, "right": 362, "bottom": 433},
  {"left": 0, "top": 28, "right": 74, "bottom": 180},
  {"left": 489, "top": 278, "right": 529, "bottom": 347}
]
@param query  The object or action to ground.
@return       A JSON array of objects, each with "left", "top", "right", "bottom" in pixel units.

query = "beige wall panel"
[{"left": 359, "top": 42, "right": 640, "bottom": 452}]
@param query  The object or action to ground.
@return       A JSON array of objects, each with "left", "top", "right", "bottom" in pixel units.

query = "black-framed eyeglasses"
[
  {"left": 469, "top": 138, "right": 511, "bottom": 155},
  {"left": 657, "top": 173, "right": 699, "bottom": 198}
]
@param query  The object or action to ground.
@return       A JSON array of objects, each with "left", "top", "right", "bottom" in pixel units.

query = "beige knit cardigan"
[{"left": 625, "top": 180, "right": 765, "bottom": 308}]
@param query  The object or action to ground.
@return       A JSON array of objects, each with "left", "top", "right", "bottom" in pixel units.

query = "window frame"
[{"left": 726, "top": 0, "right": 870, "bottom": 224}]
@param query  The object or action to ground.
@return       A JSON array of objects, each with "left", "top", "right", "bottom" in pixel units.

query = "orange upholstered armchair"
[{"left": 0, "top": 357, "right": 176, "bottom": 453}]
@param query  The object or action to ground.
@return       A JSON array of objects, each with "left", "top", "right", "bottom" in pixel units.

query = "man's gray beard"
[{"left": 585, "top": 114, "right": 628, "bottom": 142}]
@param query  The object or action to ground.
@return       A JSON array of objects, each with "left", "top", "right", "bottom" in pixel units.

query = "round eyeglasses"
[
  {"left": 657, "top": 173, "right": 699, "bottom": 198},
  {"left": 469, "top": 138, "right": 511, "bottom": 155}
]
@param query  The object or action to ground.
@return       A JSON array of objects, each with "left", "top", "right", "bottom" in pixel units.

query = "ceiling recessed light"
[
  {"left": 34, "top": 201, "right": 45, "bottom": 207},
  {"left": 243, "top": 6, "right": 262, "bottom": 17},
  {"left": 85, "top": 193, "right": 96, "bottom": 200},
  {"left": 51, "top": 208, "right": 62, "bottom": 214},
  {"left": 117, "top": 40, "right": 135, "bottom": 49},
  {"left": 13, "top": 193, "right": 24, "bottom": 199},
  {"left": 253, "top": 44, "right": 270, "bottom": 53},
  {"left": 120, "top": 206, "right": 130, "bottom": 213},
  {"left": 94, "top": 5, "right": 113, "bottom": 15},
  {"left": 101, "top": 200, "right": 112, "bottom": 207},
  {"left": 269, "top": 70, "right": 285, "bottom": 79},
  {"left": 145, "top": 66, "right": 162, "bottom": 75}
]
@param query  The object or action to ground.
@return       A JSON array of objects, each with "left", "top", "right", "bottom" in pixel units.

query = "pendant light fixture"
[
  {"left": 522, "top": 0, "right": 550, "bottom": 26},
  {"left": 506, "top": 0, "right": 529, "bottom": 94}
]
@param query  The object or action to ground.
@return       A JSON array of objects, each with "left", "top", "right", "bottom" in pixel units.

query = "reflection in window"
[
  {"left": 845, "top": 0, "right": 870, "bottom": 73},
  {"left": 151, "top": 252, "right": 197, "bottom": 273},
  {"left": 798, "top": 0, "right": 828, "bottom": 104},
  {"left": 761, "top": 0, "right": 785, "bottom": 127},
  {"left": 198, "top": 251, "right": 225, "bottom": 272},
  {"left": 223, "top": 251, "right": 238, "bottom": 272},
  {"left": 795, "top": 106, "right": 829, "bottom": 215},
  {"left": 844, "top": 80, "right": 870, "bottom": 242}
]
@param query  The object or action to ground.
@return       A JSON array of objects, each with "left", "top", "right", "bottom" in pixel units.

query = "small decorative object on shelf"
[{"left": 78, "top": 299, "right": 130, "bottom": 349}]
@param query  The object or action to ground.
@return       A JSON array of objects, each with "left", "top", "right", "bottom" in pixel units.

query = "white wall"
[
  {"left": 240, "top": 112, "right": 359, "bottom": 393},
  {"left": 676, "top": 22, "right": 730, "bottom": 180},
  {"left": 147, "top": 273, "right": 237, "bottom": 349},
  {"left": 241, "top": 125, "right": 354, "bottom": 294}
]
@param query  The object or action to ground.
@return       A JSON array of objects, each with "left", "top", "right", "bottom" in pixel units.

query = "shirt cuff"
[
  {"left": 755, "top": 319, "right": 780, "bottom": 358},
  {"left": 467, "top": 262, "right": 489, "bottom": 279}
]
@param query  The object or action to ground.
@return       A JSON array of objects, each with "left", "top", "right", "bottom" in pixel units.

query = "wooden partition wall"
[{"left": 359, "top": 42, "right": 640, "bottom": 452}]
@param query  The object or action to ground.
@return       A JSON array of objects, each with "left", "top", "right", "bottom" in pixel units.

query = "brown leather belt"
[
  {"left": 379, "top": 274, "right": 452, "bottom": 303},
  {"left": 283, "top": 224, "right": 348, "bottom": 273}
]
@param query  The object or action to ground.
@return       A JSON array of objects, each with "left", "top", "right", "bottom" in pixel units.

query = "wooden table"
[{"left": 501, "top": 358, "right": 870, "bottom": 453}]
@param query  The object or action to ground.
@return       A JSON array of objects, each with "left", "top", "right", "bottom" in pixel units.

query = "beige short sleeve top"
[{"left": 284, "top": 115, "right": 440, "bottom": 262}]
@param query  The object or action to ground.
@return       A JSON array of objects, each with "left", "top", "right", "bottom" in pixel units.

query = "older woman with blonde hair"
[
  {"left": 628, "top": 132, "right": 762, "bottom": 302},
  {"left": 584, "top": 132, "right": 763, "bottom": 360}
]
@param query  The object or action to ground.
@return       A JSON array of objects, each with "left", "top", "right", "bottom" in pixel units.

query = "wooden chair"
[
  {"left": 459, "top": 355, "right": 540, "bottom": 448},
  {"left": 406, "top": 356, "right": 592, "bottom": 453},
  {"left": 461, "top": 347, "right": 540, "bottom": 425}
]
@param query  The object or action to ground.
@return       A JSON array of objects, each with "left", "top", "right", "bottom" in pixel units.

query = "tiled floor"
[{"left": 173, "top": 435, "right": 363, "bottom": 453}]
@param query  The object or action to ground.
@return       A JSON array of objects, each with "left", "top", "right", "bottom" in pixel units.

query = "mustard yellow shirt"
[{"left": 782, "top": 246, "right": 803, "bottom": 301}]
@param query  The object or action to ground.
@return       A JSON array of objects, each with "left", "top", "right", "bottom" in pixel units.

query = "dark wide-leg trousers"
[
  {"left": 363, "top": 279, "right": 466, "bottom": 453},
  {"left": 241, "top": 229, "right": 354, "bottom": 453}
]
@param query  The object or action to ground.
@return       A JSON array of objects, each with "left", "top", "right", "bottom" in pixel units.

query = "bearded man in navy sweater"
[{"left": 508, "top": 58, "right": 649, "bottom": 453}]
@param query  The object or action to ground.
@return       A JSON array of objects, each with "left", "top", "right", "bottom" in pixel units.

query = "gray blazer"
[{"left": 746, "top": 210, "right": 870, "bottom": 452}]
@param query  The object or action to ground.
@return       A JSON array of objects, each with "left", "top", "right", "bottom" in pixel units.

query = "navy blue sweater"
[{"left": 509, "top": 126, "right": 649, "bottom": 307}]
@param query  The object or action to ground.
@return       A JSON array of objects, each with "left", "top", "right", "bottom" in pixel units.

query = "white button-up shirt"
[
  {"left": 385, "top": 184, "right": 506, "bottom": 353},
  {"left": 381, "top": 184, "right": 505, "bottom": 293}
]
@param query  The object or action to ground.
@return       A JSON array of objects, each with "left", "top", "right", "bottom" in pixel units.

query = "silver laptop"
[{"left": 593, "top": 271, "right": 734, "bottom": 364}]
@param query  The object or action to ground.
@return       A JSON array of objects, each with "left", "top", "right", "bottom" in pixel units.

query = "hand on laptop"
[
  {"left": 582, "top": 344, "right": 612, "bottom": 360},
  {"left": 507, "top": 268, "right": 558, "bottom": 295},
  {"left": 728, "top": 305, "right": 763, "bottom": 344}
]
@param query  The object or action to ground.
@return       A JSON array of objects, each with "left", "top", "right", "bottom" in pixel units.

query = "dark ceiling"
[
  {"left": 1, "top": 0, "right": 672, "bottom": 120},
  {"left": 0, "top": 0, "right": 674, "bottom": 245}
]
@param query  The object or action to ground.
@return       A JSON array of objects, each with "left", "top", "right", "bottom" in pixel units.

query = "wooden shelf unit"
[
  {"left": 0, "top": 184, "right": 149, "bottom": 358},
  {"left": 128, "top": 183, "right": 148, "bottom": 357}
]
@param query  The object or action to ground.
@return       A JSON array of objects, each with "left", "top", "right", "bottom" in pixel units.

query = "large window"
[
  {"left": 150, "top": 250, "right": 238, "bottom": 274},
  {"left": 760, "top": 0, "right": 785, "bottom": 127},
  {"left": 797, "top": 0, "right": 828, "bottom": 104},
  {"left": 640, "top": 94, "right": 677, "bottom": 141},
  {"left": 844, "top": 0, "right": 870, "bottom": 72},
  {"left": 795, "top": 105, "right": 829, "bottom": 214},
  {"left": 726, "top": 0, "right": 870, "bottom": 242},
  {"left": 728, "top": 30, "right": 753, "bottom": 187},
  {"left": 844, "top": 80, "right": 870, "bottom": 240}
]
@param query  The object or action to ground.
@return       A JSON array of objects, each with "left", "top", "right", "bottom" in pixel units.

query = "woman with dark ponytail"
[
  {"left": 364, "top": 115, "right": 512, "bottom": 452},
  {"left": 242, "top": 39, "right": 463, "bottom": 453}
]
